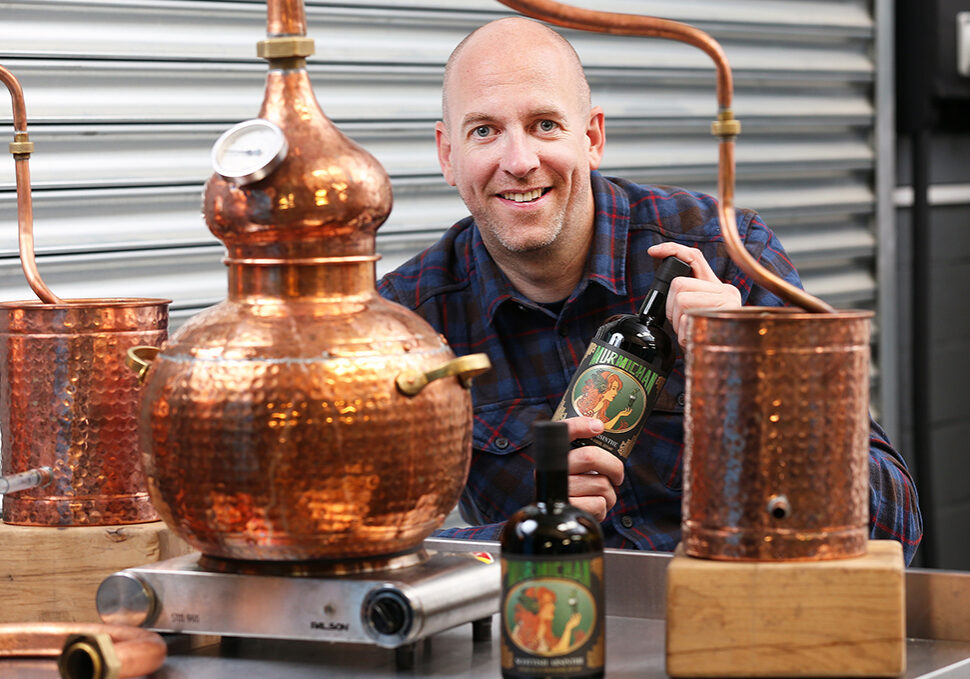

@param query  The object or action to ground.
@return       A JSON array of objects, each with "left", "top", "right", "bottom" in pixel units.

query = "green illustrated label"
[
  {"left": 553, "top": 339, "right": 665, "bottom": 459},
  {"left": 500, "top": 554, "right": 605, "bottom": 677}
]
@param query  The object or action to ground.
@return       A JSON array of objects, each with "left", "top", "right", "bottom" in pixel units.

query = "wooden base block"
[
  {"left": 666, "top": 540, "right": 906, "bottom": 677},
  {"left": 0, "top": 520, "right": 193, "bottom": 623}
]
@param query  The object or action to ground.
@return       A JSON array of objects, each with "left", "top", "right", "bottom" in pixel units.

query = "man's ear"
[
  {"left": 435, "top": 121, "right": 457, "bottom": 186},
  {"left": 586, "top": 106, "right": 606, "bottom": 170}
]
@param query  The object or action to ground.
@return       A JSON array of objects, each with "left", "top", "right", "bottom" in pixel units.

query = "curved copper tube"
[
  {"left": 0, "top": 64, "right": 62, "bottom": 304},
  {"left": 0, "top": 623, "right": 166, "bottom": 679},
  {"left": 495, "top": 0, "right": 834, "bottom": 313}
]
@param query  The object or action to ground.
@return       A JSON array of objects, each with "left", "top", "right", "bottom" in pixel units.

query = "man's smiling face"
[{"left": 435, "top": 19, "right": 604, "bottom": 258}]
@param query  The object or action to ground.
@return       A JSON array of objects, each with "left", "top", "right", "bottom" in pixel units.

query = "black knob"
[{"left": 367, "top": 591, "right": 411, "bottom": 637}]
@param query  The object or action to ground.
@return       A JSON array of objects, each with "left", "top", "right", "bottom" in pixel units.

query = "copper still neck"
[
  {"left": 204, "top": 3, "right": 392, "bottom": 266},
  {"left": 226, "top": 257, "right": 379, "bottom": 303}
]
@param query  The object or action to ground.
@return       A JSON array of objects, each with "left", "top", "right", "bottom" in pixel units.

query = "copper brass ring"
[{"left": 0, "top": 623, "right": 166, "bottom": 679}]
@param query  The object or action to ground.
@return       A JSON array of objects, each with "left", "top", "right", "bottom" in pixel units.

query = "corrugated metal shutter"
[{"left": 0, "top": 0, "right": 888, "bottom": 400}]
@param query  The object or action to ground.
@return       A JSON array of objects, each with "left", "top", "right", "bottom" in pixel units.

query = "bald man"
[{"left": 378, "top": 18, "right": 922, "bottom": 563}]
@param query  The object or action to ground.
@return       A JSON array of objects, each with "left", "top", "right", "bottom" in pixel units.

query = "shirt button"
[
  {"left": 495, "top": 437, "right": 510, "bottom": 450},
  {"left": 620, "top": 516, "right": 634, "bottom": 529},
  {"left": 676, "top": 392, "right": 686, "bottom": 407}
]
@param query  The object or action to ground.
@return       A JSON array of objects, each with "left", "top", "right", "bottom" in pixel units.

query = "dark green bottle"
[
  {"left": 500, "top": 421, "right": 605, "bottom": 679},
  {"left": 553, "top": 255, "right": 691, "bottom": 459}
]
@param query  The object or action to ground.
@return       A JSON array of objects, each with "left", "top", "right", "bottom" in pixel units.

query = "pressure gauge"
[{"left": 211, "top": 118, "right": 288, "bottom": 185}]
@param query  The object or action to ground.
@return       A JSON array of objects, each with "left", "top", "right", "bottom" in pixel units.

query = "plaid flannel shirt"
[{"left": 378, "top": 172, "right": 923, "bottom": 564}]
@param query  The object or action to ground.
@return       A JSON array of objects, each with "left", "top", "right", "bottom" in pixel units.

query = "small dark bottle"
[
  {"left": 500, "top": 421, "right": 605, "bottom": 679},
  {"left": 553, "top": 256, "right": 691, "bottom": 459}
]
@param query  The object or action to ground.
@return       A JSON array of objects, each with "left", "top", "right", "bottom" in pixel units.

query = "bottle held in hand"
[
  {"left": 500, "top": 421, "right": 605, "bottom": 679},
  {"left": 553, "top": 256, "right": 691, "bottom": 459}
]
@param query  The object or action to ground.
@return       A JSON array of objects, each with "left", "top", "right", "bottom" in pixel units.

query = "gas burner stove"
[{"left": 95, "top": 548, "right": 500, "bottom": 669}]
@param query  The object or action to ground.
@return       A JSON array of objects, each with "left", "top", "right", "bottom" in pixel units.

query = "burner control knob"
[
  {"left": 96, "top": 572, "right": 158, "bottom": 628},
  {"left": 362, "top": 588, "right": 413, "bottom": 645}
]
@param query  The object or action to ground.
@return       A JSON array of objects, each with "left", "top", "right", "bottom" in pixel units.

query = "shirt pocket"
[{"left": 472, "top": 398, "right": 552, "bottom": 455}]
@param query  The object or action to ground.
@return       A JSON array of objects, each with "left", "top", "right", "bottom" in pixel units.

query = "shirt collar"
[{"left": 472, "top": 171, "right": 631, "bottom": 324}]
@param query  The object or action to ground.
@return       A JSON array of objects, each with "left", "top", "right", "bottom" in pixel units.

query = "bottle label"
[
  {"left": 500, "top": 554, "right": 605, "bottom": 677},
  {"left": 553, "top": 338, "right": 665, "bottom": 459}
]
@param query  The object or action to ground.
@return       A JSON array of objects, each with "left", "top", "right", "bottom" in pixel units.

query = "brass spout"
[
  {"left": 0, "top": 65, "right": 62, "bottom": 305},
  {"left": 494, "top": 1, "right": 834, "bottom": 313}
]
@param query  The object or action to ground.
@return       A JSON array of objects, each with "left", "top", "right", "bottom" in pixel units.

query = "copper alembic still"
[
  {"left": 91, "top": 0, "right": 497, "bottom": 664},
  {"left": 483, "top": 2, "right": 905, "bottom": 678}
]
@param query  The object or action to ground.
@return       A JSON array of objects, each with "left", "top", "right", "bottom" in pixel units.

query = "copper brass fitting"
[{"left": 0, "top": 623, "right": 166, "bottom": 679}]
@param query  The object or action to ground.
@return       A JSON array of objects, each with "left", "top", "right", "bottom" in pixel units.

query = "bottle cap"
[
  {"left": 533, "top": 420, "right": 569, "bottom": 472},
  {"left": 655, "top": 256, "right": 692, "bottom": 284}
]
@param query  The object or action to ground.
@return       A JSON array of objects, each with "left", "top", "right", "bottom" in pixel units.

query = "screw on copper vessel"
[
  {"left": 0, "top": 64, "right": 171, "bottom": 527},
  {"left": 134, "top": 0, "right": 489, "bottom": 567},
  {"left": 681, "top": 308, "right": 872, "bottom": 561}
]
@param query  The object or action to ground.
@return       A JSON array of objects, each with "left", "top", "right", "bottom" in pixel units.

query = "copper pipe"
[
  {"left": 495, "top": 0, "right": 834, "bottom": 314},
  {"left": 0, "top": 64, "right": 62, "bottom": 304},
  {"left": 0, "top": 466, "right": 51, "bottom": 494},
  {"left": 0, "top": 623, "right": 166, "bottom": 679},
  {"left": 267, "top": 0, "right": 306, "bottom": 36}
]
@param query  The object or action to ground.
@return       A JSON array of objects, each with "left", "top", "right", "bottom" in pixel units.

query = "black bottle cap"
[
  {"left": 655, "top": 256, "right": 692, "bottom": 285},
  {"left": 533, "top": 420, "right": 569, "bottom": 472}
]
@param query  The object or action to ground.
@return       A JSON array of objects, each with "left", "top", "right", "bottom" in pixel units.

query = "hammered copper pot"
[
  {"left": 129, "top": 1, "right": 487, "bottom": 566},
  {"left": 0, "top": 299, "right": 169, "bottom": 526},
  {"left": 682, "top": 307, "right": 872, "bottom": 561}
]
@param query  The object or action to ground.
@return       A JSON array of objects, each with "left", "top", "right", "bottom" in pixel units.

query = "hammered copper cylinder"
[
  {"left": 0, "top": 299, "right": 168, "bottom": 525},
  {"left": 681, "top": 308, "right": 873, "bottom": 561}
]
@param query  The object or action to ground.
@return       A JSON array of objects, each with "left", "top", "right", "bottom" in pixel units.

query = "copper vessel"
[
  {"left": 495, "top": 1, "right": 870, "bottom": 561},
  {"left": 681, "top": 308, "right": 872, "bottom": 560},
  {"left": 131, "top": 0, "right": 488, "bottom": 567},
  {"left": 0, "top": 64, "right": 170, "bottom": 526}
]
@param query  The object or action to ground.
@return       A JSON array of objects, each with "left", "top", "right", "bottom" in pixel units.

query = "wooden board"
[
  {"left": 666, "top": 540, "right": 906, "bottom": 678},
  {"left": 0, "top": 521, "right": 193, "bottom": 623}
]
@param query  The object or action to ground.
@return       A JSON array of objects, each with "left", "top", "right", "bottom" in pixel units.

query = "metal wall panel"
[{"left": 0, "top": 0, "right": 888, "bottom": 401}]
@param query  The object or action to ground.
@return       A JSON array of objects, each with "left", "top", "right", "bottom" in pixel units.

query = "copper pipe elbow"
[
  {"left": 495, "top": 0, "right": 834, "bottom": 313},
  {"left": 0, "top": 63, "right": 62, "bottom": 304},
  {"left": 0, "top": 623, "right": 166, "bottom": 679}
]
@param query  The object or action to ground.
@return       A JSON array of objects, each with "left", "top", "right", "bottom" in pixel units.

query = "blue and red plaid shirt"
[{"left": 378, "top": 172, "right": 923, "bottom": 564}]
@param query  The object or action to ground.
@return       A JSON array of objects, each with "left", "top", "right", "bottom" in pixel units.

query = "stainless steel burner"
[{"left": 96, "top": 549, "right": 500, "bottom": 657}]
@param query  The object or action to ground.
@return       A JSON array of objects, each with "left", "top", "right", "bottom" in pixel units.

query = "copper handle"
[
  {"left": 126, "top": 345, "right": 160, "bottom": 384},
  {"left": 396, "top": 353, "right": 491, "bottom": 396},
  {"left": 494, "top": 0, "right": 834, "bottom": 313}
]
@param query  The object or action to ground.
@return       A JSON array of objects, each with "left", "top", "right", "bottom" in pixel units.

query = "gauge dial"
[{"left": 211, "top": 119, "right": 288, "bottom": 185}]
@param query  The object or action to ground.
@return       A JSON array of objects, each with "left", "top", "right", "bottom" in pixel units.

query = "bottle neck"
[
  {"left": 535, "top": 466, "right": 569, "bottom": 507},
  {"left": 637, "top": 287, "right": 668, "bottom": 323}
]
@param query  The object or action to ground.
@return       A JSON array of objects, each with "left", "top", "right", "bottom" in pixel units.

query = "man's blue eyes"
[{"left": 471, "top": 121, "right": 558, "bottom": 137}]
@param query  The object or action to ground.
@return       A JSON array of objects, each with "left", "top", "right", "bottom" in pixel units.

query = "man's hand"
[
  {"left": 647, "top": 242, "right": 741, "bottom": 346},
  {"left": 561, "top": 417, "right": 625, "bottom": 521}
]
